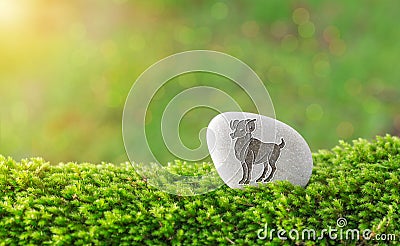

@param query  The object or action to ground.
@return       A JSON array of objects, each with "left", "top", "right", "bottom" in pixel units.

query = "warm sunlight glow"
[{"left": 0, "top": 0, "right": 27, "bottom": 28}]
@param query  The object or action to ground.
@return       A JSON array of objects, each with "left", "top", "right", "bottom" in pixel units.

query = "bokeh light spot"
[
  {"left": 329, "top": 39, "right": 346, "bottom": 56},
  {"left": 336, "top": 121, "right": 354, "bottom": 139},
  {"left": 0, "top": 0, "right": 28, "bottom": 29},
  {"left": 306, "top": 104, "right": 323, "bottom": 121},
  {"left": 270, "top": 20, "right": 288, "bottom": 39},
  {"left": 298, "top": 21, "right": 315, "bottom": 38},
  {"left": 313, "top": 60, "right": 331, "bottom": 77},
  {"left": 292, "top": 8, "right": 310, "bottom": 25},
  {"left": 323, "top": 25, "right": 340, "bottom": 42},
  {"left": 363, "top": 97, "right": 381, "bottom": 114},
  {"left": 211, "top": 2, "right": 228, "bottom": 20},
  {"left": 241, "top": 21, "right": 259, "bottom": 38},
  {"left": 298, "top": 84, "right": 313, "bottom": 99},
  {"left": 175, "top": 26, "right": 194, "bottom": 45}
]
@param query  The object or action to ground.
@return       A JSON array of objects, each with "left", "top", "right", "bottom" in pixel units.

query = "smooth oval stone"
[{"left": 207, "top": 112, "right": 313, "bottom": 188}]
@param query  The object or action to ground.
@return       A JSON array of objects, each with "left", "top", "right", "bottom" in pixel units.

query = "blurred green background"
[{"left": 1, "top": 0, "right": 399, "bottom": 164}]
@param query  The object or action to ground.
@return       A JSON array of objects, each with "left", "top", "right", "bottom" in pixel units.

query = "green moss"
[{"left": 1, "top": 135, "right": 399, "bottom": 245}]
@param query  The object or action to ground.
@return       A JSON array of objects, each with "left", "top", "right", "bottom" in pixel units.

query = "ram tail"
[{"left": 279, "top": 138, "right": 285, "bottom": 149}]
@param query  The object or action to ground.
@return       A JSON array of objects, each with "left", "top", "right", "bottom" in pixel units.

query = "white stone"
[{"left": 206, "top": 112, "right": 313, "bottom": 188}]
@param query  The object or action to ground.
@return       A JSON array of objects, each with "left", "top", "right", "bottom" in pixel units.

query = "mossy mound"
[{"left": 1, "top": 135, "right": 399, "bottom": 245}]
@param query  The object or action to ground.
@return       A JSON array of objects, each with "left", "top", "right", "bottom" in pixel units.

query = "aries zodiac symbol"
[{"left": 230, "top": 119, "right": 285, "bottom": 184}]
